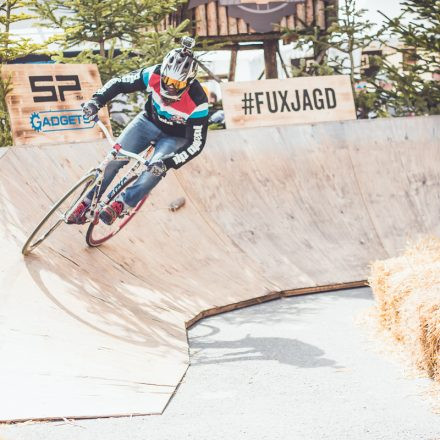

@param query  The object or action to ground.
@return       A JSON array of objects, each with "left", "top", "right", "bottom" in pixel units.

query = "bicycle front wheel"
[{"left": 22, "top": 172, "right": 97, "bottom": 256}]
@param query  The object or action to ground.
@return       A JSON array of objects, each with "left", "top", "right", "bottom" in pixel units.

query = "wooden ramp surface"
[{"left": 0, "top": 116, "right": 439, "bottom": 421}]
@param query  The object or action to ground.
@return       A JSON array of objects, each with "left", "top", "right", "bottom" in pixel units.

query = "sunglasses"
[{"left": 162, "top": 76, "right": 187, "bottom": 90}]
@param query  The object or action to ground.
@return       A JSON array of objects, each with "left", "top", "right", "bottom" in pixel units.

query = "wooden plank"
[
  {"left": 218, "top": 4, "right": 228, "bottom": 36},
  {"left": 237, "top": 18, "right": 248, "bottom": 34},
  {"left": 287, "top": 14, "right": 295, "bottom": 30},
  {"left": 0, "top": 138, "right": 279, "bottom": 420},
  {"left": 221, "top": 75, "right": 356, "bottom": 129},
  {"left": 280, "top": 16, "right": 287, "bottom": 28},
  {"left": 195, "top": 4, "right": 207, "bottom": 36},
  {"left": 221, "top": 43, "right": 263, "bottom": 51},
  {"left": 282, "top": 281, "right": 368, "bottom": 297},
  {"left": 306, "top": 0, "right": 314, "bottom": 25},
  {"left": 187, "top": 280, "right": 369, "bottom": 328},
  {"left": 1, "top": 64, "right": 112, "bottom": 146},
  {"left": 206, "top": 0, "right": 218, "bottom": 36},
  {"left": 316, "top": 0, "right": 326, "bottom": 28},
  {"left": 296, "top": 2, "right": 306, "bottom": 29},
  {"left": 178, "top": 119, "right": 409, "bottom": 296},
  {"left": 228, "top": 15, "right": 238, "bottom": 35},
  {"left": 186, "top": 291, "right": 282, "bottom": 328},
  {"left": 2, "top": 111, "right": 440, "bottom": 420},
  {"left": 346, "top": 116, "right": 440, "bottom": 254}
]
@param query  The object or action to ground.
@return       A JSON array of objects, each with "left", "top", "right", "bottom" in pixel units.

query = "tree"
[
  {"left": 0, "top": 0, "right": 49, "bottom": 146},
  {"left": 283, "top": 0, "right": 384, "bottom": 118},
  {"left": 375, "top": 0, "right": 440, "bottom": 116},
  {"left": 31, "top": 0, "right": 189, "bottom": 134}
]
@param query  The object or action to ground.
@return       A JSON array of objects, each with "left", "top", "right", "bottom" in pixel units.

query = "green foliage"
[
  {"left": 374, "top": 0, "right": 440, "bottom": 116},
  {"left": 283, "top": 0, "right": 440, "bottom": 118},
  {"left": 282, "top": 0, "right": 384, "bottom": 118},
  {"left": 31, "top": 0, "right": 190, "bottom": 135},
  {"left": 0, "top": 1, "right": 49, "bottom": 146},
  {"left": 0, "top": 0, "right": 48, "bottom": 62},
  {"left": 30, "top": 0, "right": 186, "bottom": 50},
  {"left": 207, "top": 123, "right": 224, "bottom": 130},
  {"left": 0, "top": 74, "right": 13, "bottom": 146},
  {"left": 134, "top": 21, "right": 190, "bottom": 66},
  {"left": 290, "top": 59, "right": 336, "bottom": 78}
]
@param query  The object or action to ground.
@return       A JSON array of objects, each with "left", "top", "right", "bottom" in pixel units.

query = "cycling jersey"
[{"left": 93, "top": 65, "right": 209, "bottom": 169}]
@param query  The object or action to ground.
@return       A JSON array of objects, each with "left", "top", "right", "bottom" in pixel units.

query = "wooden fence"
[{"left": 161, "top": 0, "right": 334, "bottom": 38}]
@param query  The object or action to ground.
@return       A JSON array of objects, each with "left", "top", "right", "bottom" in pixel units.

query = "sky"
[{"left": 356, "top": 0, "right": 403, "bottom": 26}]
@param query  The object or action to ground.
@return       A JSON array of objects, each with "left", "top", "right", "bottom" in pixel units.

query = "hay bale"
[
  {"left": 369, "top": 236, "right": 440, "bottom": 380},
  {"left": 418, "top": 298, "right": 440, "bottom": 380}
]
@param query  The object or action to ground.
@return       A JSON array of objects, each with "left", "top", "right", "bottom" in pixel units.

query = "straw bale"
[{"left": 369, "top": 236, "right": 440, "bottom": 380}]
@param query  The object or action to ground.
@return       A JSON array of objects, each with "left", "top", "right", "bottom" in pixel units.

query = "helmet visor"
[{"left": 162, "top": 76, "right": 187, "bottom": 90}]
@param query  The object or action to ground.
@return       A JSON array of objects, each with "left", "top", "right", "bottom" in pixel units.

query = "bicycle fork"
[{"left": 85, "top": 144, "right": 155, "bottom": 222}]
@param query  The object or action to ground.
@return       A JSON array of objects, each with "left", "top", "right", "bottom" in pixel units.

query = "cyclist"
[{"left": 68, "top": 37, "right": 208, "bottom": 225}]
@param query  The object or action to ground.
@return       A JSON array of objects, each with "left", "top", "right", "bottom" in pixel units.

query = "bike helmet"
[{"left": 160, "top": 37, "right": 198, "bottom": 102}]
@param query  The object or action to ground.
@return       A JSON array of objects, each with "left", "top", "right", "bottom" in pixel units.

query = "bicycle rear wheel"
[
  {"left": 22, "top": 172, "right": 97, "bottom": 256},
  {"left": 86, "top": 177, "right": 148, "bottom": 247}
]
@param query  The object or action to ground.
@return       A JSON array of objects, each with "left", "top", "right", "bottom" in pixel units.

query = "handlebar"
[
  {"left": 93, "top": 114, "right": 155, "bottom": 166},
  {"left": 110, "top": 142, "right": 155, "bottom": 165},
  {"left": 90, "top": 109, "right": 173, "bottom": 167}
]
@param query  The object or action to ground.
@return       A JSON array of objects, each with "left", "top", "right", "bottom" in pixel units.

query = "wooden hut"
[{"left": 160, "top": 0, "right": 338, "bottom": 79}]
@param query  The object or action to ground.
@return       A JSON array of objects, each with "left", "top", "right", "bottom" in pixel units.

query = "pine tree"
[
  {"left": 0, "top": 0, "right": 49, "bottom": 146},
  {"left": 375, "top": 0, "right": 440, "bottom": 116},
  {"left": 30, "top": 0, "right": 189, "bottom": 134},
  {"left": 282, "top": 0, "right": 384, "bottom": 118}
]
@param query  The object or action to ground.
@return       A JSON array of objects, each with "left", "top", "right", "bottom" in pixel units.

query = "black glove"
[
  {"left": 163, "top": 155, "right": 177, "bottom": 170},
  {"left": 82, "top": 99, "right": 101, "bottom": 118},
  {"left": 147, "top": 160, "right": 167, "bottom": 177}
]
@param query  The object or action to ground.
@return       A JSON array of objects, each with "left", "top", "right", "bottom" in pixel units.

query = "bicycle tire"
[
  {"left": 86, "top": 176, "right": 148, "bottom": 247},
  {"left": 22, "top": 172, "right": 97, "bottom": 256}
]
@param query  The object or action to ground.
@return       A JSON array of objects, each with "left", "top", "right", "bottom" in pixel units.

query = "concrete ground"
[{"left": 2, "top": 287, "right": 440, "bottom": 440}]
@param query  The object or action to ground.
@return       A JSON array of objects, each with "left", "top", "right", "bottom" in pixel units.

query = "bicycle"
[{"left": 22, "top": 115, "right": 157, "bottom": 256}]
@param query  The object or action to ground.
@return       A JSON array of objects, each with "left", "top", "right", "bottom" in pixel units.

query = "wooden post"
[
  {"left": 263, "top": 39, "right": 278, "bottom": 79},
  {"left": 316, "top": 0, "right": 326, "bottom": 29},
  {"left": 228, "top": 16, "right": 238, "bottom": 35},
  {"left": 296, "top": 2, "right": 306, "bottom": 29},
  {"left": 195, "top": 5, "right": 207, "bottom": 36},
  {"left": 206, "top": 1, "right": 218, "bottom": 36},
  {"left": 228, "top": 46, "right": 238, "bottom": 82},
  {"left": 306, "top": 0, "right": 314, "bottom": 25},
  {"left": 218, "top": 5, "right": 228, "bottom": 36},
  {"left": 237, "top": 18, "right": 247, "bottom": 34}
]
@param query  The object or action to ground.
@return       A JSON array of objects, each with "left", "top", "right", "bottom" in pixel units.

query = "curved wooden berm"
[{"left": 0, "top": 115, "right": 438, "bottom": 421}]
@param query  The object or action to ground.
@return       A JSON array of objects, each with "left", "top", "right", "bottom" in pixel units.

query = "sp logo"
[{"left": 29, "top": 75, "right": 82, "bottom": 103}]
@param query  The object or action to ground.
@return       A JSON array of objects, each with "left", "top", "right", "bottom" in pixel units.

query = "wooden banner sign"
[
  {"left": 221, "top": 75, "right": 356, "bottom": 129},
  {"left": 2, "top": 64, "right": 112, "bottom": 146}
]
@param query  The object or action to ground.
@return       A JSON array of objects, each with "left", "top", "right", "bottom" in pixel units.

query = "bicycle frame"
[{"left": 68, "top": 116, "right": 155, "bottom": 223}]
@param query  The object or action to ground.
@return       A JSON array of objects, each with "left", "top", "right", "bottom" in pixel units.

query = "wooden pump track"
[{"left": 0, "top": 115, "right": 439, "bottom": 421}]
